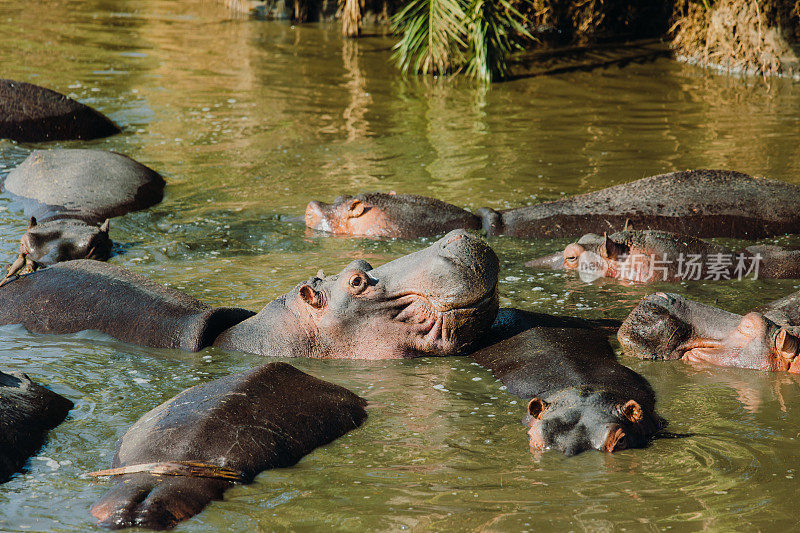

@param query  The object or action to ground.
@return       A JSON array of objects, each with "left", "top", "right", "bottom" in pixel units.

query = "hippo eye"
[
  {"left": 348, "top": 272, "right": 368, "bottom": 294},
  {"left": 565, "top": 256, "right": 578, "bottom": 263}
]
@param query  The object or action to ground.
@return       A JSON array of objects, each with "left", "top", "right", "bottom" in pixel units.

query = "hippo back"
[
  {"left": 0, "top": 79, "right": 120, "bottom": 142},
  {"left": 499, "top": 169, "right": 800, "bottom": 239},
  {"left": 0, "top": 260, "right": 254, "bottom": 351},
  {"left": 0, "top": 371, "right": 73, "bottom": 482}
]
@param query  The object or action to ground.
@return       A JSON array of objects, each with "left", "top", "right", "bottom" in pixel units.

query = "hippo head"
[
  {"left": 526, "top": 233, "right": 616, "bottom": 280},
  {"left": 305, "top": 193, "right": 480, "bottom": 238},
  {"left": 216, "top": 229, "right": 499, "bottom": 358},
  {"left": 21, "top": 217, "right": 112, "bottom": 265},
  {"left": 525, "top": 389, "right": 661, "bottom": 455},
  {"left": 1, "top": 217, "right": 112, "bottom": 286},
  {"left": 618, "top": 293, "right": 800, "bottom": 372}
]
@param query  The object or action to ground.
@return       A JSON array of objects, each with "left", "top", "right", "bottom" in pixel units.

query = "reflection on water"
[{"left": 3, "top": 0, "right": 800, "bottom": 530}]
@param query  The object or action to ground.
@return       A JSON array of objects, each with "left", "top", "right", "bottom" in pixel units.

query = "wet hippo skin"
[
  {"left": 0, "top": 230, "right": 500, "bottom": 359},
  {"left": 0, "top": 217, "right": 112, "bottom": 287},
  {"left": 0, "top": 79, "right": 120, "bottom": 142},
  {"left": 0, "top": 260, "right": 255, "bottom": 352},
  {"left": 0, "top": 370, "right": 73, "bottom": 482},
  {"left": 4, "top": 149, "right": 165, "bottom": 223},
  {"left": 618, "top": 292, "right": 800, "bottom": 373},
  {"left": 306, "top": 170, "right": 800, "bottom": 239},
  {"left": 90, "top": 362, "right": 367, "bottom": 530},
  {"left": 471, "top": 309, "right": 662, "bottom": 455}
]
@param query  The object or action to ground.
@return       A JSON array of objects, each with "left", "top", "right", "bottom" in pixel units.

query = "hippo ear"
[
  {"left": 601, "top": 233, "right": 628, "bottom": 260},
  {"left": 28, "top": 217, "right": 37, "bottom": 229},
  {"left": 99, "top": 219, "right": 110, "bottom": 233},
  {"left": 776, "top": 329, "right": 800, "bottom": 363},
  {"left": 619, "top": 400, "right": 643, "bottom": 423},
  {"left": 299, "top": 284, "right": 325, "bottom": 309},
  {"left": 348, "top": 199, "right": 365, "bottom": 218},
  {"left": 527, "top": 398, "right": 549, "bottom": 419}
]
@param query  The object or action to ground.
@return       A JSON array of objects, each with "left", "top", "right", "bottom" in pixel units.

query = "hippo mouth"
[
  {"left": 675, "top": 338, "right": 724, "bottom": 363},
  {"left": 390, "top": 284, "right": 499, "bottom": 355}
]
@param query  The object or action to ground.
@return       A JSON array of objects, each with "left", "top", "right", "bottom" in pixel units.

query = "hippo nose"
[
  {"left": 305, "top": 201, "right": 325, "bottom": 227},
  {"left": 439, "top": 229, "right": 482, "bottom": 251}
]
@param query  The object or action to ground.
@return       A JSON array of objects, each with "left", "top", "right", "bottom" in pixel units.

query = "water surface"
[{"left": 2, "top": 1, "right": 800, "bottom": 530}]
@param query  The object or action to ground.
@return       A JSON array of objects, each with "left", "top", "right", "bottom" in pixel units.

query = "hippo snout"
[{"left": 304, "top": 201, "right": 328, "bottom": 231}]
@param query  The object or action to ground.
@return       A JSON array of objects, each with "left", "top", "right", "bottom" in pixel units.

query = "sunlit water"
[{"left": 2, "top": 0, "right": 800, "bottom": 530}]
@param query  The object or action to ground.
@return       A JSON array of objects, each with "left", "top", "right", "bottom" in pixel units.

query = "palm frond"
[
  {"left": 465, "top": 0, "right": 533, "bottom": 82},
  {"left": 391, "top": 0, "right": 469, "bottom": 75}
]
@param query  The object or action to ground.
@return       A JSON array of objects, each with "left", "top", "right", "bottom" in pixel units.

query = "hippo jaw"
[
  {"left": 525, "top": 390, "right": 660, "bottom": 456},
  {"left": 618, "top": 293, "right": 800, "bottom": 372},
  {"left": 284, "top": 229, "right": 500, "bottom": 359}
]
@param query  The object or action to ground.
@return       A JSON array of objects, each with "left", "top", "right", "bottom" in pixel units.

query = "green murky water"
[{"left": 2, "top": 1, "right": 800, "bottom": 530}]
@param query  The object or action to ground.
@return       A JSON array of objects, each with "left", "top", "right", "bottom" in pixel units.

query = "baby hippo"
[
  {"left": 1, "top": 217, "right": 111, "bottom": 286},
  {"left": 618, "top": 292, "right": 800, "bottom": 373},
  {"left": 526, "top": 229, "right": 798, "bottom": 283},
  {"left": 470, "top": 318, "right": 665, "bottom": 455}
]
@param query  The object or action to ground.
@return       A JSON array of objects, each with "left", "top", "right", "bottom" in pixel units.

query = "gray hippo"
[
  {"left": 0, "top": 217, "right": 111, "bottom": 287},
  {"left": 3, "top": 149, "right": 165, "bottom": 223},
  {"left": 89, "top": 362, "right": 367, "bottom": 530},
  {"left": 0, "top": 149, "right": 166, "bottom": 284},
  {"left": 0, "top": 79, "right": 120, "bottom": 142},
  {"left": 618, "top": 292, "right": 800, "bottom": 373},
  {"left": 0, "top": 230, "right": 500, "bottom": 359},
  {"left": 526, "top": 229, "right": 800, "bottom": 283},
  {"left": 306, "top": 170, "right": 800, "bottom": 240},
  {"left": 470, "top": 309, "right": 662, "bottom": 455},
  {"left": 1, "top": 370, "right": 73, "bottom": 482}
]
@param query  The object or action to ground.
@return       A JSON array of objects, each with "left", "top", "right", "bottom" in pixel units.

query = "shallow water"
[{"left": 2, "top": 0, "right": 800, "bottom": 530}]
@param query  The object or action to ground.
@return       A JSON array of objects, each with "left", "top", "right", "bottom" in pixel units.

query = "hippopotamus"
[
  {"left": 89, "top": 362, "right": 367, "bottom": 530},
  {"left": 0, "top": 79, "right": 120, "bottom": 142},
  {"left": 1, "top": 370, "right": 73, "bottom": 483},
  {"left": 470, "top": 309, "right": 663, "bottom": 455},
  {"left": 618, "top": 292, "right": 800, "bottom": 373},
  {"left": 305, "top": 192, "right": 482, "bottom": 238},
  {"left": 0, "top": 216, "right": 111, "bottom": 287},
  {"left": 305, "top": 170, "right": 800, "bottom": 239},
  {"left": 3, "top": 149, "right": 165, "bottom": 223},
  {"left": 0, "top": 230, "right": 500, "bottom": 359},
  {"left": 526, "top": 229, "right": 800, "bottom": 282}
]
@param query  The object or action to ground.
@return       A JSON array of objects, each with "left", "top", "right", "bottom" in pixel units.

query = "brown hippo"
[
  {"left": 0, "top": 217, "right": 112, "bottom": 287},
  {"left": 305, "top": 192, "right": 482, "bottom": 238},
  {"left": 470, "top": 309, "right": 664, "bottom": 455},
  {"left": 0, "top": 230, "right": 500, "bottom": 359},
  {"left": 618, "top": 292, "right": 800, "bottom": 373},
  {"left": 526, "top": 229, "right": 800, "bottom": 283},
  {"left": 305, "top": 170, "right": 800, "bottom": 240},
  {"left": 89, "top": 362, "right": 367, "bottom": 530},
  {"left": 0, "top": 79, "right": 120, "bottom": 142},
  {"left": 1, "top": 370, "right": 73, "bottom": 483},
  {"left": 3, "top": 149, "right": 165, "bottom": 223}
]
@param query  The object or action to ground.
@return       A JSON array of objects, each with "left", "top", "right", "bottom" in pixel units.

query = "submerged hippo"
[
  {"left": 1, "top": 370, "right": 73, "bottom": 482},
  {"left": 305, "top": 192, "right": 482, "bottom": 238},
  {"left": 0, "top": 79, "right": 120, "bottom": 142},
  {"left": 3, "top": 149, "right": 165, "bottom": 223},
  {"left": 306, "top": 170, "right": 800, "bottom": 239},
  {"left": 471, "top": 309, "right": 663, "bottom": 455},
  {"left": 0, "top": 217, "right": 111, "bottom": 287},
  {"left": 0, "top": 230, "right": 500, "bottom": 359},
  {"left": 618, "top": 292, "right": 800, "bottom": 373},
  {"left": 526, "top": 229, "right": 800, "bottom": 283},
  {"left": 90, "top": 362, "right": 367, "bottom": 530}
]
